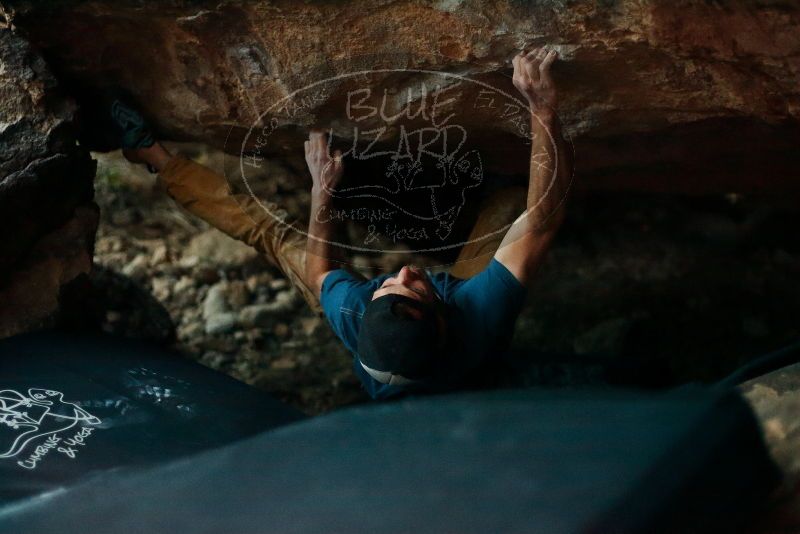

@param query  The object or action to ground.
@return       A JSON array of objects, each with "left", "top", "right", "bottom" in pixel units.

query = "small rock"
[
  {"left": 239, "top": 290, "right": 300, "bottom": 327},
  {"left": 205, "top": 312, "right": 238, "bottom": 335},
  {"left": 151, "top": 277, "right": 173, "bottom": 301},
  {"left": 206, "top": 336, "right": 240, "bottom": 354},
  {"left": 201, "top": 350, "right": 230, "bottom": 369},
  {"left": 246, "top": 328, "right": 264, "bottom": 340},
  {"left": 270, "top": 356, "right": 296, "bottom": 370},
  {"left": 281, "top": 340, "right": 304, "bottom": 350},
  {"left": 96, "top": 236, "right": 123, "bottom": 254},
  {"left": 173, "top": 289, "right": 200, "bottom": 309},
  {"left": 246, "top": 275, "right": 259, "bottom": 293},
  {"left": 122, "top": 254, "right": 149, "bottom": 279},
  {"left": 273, "top": 322, "right": 291, "bottom": 339},
  {"left": 272, "top": 289, "right": 300, "bottom": 312},
  {"left": 227, "top": 280, "right": 251, "bottom": 308},
  {"left": 184, "top": 229, "right": 258, "bottom": 266},
  {"left": 300, "top": 316, "right": 324, "bottom": 337},
  {"left": 203, "top": 282, "right": 230, "bottom": 319},
  {"left": 268, "top": 278, "right": 288, "bottom": 292},
  {"left": 195, "top": 266, "right": 221, "bottom": 285},
  {"left": 177, "top": 320, "right": 204, "bottom": 341},
  {"left": 239, "top": 304, "right": 276, "bottom": 328},
  {"left": 254, "top": 287, "right": 271, "bottom": 304},
  {"left": 150, "top": 243, "right": 168, "bottom": 265},
  {"left": 174, "top": 276, "right": 195, "bottom": 294},
  {"left": 178, "top": 255, "right": 200, "bottom": 268},
  {"left": 246, "top": 272, "right": 273, "bottom": 293},
  {"left": 203, "top": 282, "right": 238, "bottom": 334}
]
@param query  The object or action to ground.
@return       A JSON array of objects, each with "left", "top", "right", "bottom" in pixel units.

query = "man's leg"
[
  {"left": 132, "top": 143, "right": 321, "bottom": 314},
  {"left": 449, "top": 186, "right": 528, "bottom": 279}
]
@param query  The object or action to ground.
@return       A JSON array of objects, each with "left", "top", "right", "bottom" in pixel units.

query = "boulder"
[
  {"left": 0, "top": 27, "right": 97, "bottom": 338},
  {"left": 2, "top": 0, "right": 800, "bottom": 193}
]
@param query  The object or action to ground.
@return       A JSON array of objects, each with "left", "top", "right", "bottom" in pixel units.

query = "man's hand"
[
  {"left": 512, "top": 46, "right": 558, "bottom": 116},
  {"left": 122, "top": 142, "right": 172, "bottom": 171},
  {"left": 305, "top": 130, "right": 343, "bottom": 197}
]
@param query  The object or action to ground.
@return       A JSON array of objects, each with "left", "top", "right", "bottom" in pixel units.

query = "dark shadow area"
[{"left": 504, "top": 191, "right": 800, "bottom": 389}]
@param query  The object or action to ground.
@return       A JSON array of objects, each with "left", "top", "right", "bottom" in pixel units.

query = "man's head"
[{"left": 357, "top": 266, "right": 447, "bottom": 385}]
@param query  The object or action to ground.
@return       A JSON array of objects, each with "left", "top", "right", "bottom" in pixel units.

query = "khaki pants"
[{"left": 158, "top": 155, "right": 525, "bottom": 313}]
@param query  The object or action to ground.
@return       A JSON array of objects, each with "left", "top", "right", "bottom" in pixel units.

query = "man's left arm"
[
  {"left": 305, "top": 130, "right": 346, "bottom": 298},
  {"left": 494, "top": 46, "right": 573, "bottom": 287}
]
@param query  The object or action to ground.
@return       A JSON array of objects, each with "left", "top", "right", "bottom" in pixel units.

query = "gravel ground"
[{"left": 90, "top": 143, "right": 800, "bottom": 415}]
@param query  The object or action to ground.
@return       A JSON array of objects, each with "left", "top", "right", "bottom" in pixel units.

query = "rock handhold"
[{"left": 4, "top": 1, "right": 800, "bottom": 193}]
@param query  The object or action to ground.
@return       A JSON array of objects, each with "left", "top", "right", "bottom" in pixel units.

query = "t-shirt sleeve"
[
  {"left": 450, "top": 258, "right": 527, "bottom": 362},
  {"left": 319, "top": 269, "right": 372, "bottom": 354}
]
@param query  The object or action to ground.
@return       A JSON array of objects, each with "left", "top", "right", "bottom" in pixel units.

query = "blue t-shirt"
[{"left": 320, "top": 259, "right": 526, "bottom": 400}]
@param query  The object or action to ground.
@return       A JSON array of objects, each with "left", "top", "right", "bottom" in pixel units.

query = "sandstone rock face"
[
  {"left": 3, "top": 0, "right": 800, "bottom": 194},
  {"left": 743, "top": 362, "right": 800, "bottom": 530},
  {"left": 0, "top": 27, "right": 97, "bottom": 338}
]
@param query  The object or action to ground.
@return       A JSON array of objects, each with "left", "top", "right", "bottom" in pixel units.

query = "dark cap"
[{"left": 357, "top": 293, "right": 442, "bottom": 385}]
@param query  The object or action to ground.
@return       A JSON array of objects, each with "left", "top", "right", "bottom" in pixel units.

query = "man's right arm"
[{"left": 494, "top": 46, "right": 572, "bottom": 287}]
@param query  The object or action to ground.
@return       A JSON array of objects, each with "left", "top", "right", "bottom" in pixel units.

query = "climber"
[{"left": 117, "top": 45, "right": 572, "bottom": 400}]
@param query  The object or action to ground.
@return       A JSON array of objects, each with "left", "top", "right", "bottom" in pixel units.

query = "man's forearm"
[
  {"left": 306, "top": 190, "right": 343, "bottom": 297},
  {"left": 526, "top": 111, "right": 570, "bottom": 234}
]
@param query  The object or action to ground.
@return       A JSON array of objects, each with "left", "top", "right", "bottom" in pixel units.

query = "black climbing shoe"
[
  {"left": 108, "top": 92, "right": 154, "bottom": 150},
  {"left": 77, "top": 88, "right": 155, "bottom": 152}
]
